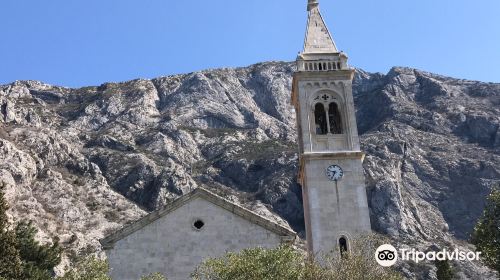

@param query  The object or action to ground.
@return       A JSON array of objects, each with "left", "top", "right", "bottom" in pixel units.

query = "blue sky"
[{"left": 1, "top": 0, "right": 499, "bottom": 87}]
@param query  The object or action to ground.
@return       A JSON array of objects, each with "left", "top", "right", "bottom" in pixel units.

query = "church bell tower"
[{"left": 292, "top": 0, "right": 371, "bottom": 256}]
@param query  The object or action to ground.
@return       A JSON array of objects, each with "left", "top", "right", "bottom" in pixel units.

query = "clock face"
[{"left": 326, "top": 165, "right": 343, "bottom": 181}]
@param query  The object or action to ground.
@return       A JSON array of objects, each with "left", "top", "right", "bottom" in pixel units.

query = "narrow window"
[
  {"left": 328, "top": 102, "right": 343, "bottom": 134},
  {"left": 318, "top": 63, "right": 322, "bottom": 71},
  {"left": 339, "top": 237, "right": 348, "bottom": 257},
  {"left": 337, "top": 62, "right": 341, "bottom": 70},
  {"left": 314, "top": 103, "right": 328, "bottom": 135},
  {"left": 323, "top": 63, "right": 327, "bottom": 70},
  {"left": 305, "top": 63, "right": 309, "bottom": 71},
  {"left": 314, "top": 63, "right": 318, "bottom": 70}
]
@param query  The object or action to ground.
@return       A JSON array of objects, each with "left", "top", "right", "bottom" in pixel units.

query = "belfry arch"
[
  {"left": 310, "top": 90, "right": 344, "bottom": 136},
  {"left": 314, "top": 103, "right": 328, "bottom": 135},
  {"left": 328, "top": 102, "right": 342, "bottom": 134}
]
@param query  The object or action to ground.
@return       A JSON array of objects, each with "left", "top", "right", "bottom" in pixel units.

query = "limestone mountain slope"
[{"left": 0, "top": 62, "right": 498, "bottom": 279}]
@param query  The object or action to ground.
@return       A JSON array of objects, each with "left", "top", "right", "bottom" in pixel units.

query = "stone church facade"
[
  {"left": 101, "top": 0, "right": 371, "bottom": 278},
  {"left": 100, "top": 188, "right": 295, "bottom": 280}
]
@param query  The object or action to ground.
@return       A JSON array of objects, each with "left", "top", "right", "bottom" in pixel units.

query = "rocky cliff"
[{"left": 0, "top": 62, "right": 498, "bottom": 279}]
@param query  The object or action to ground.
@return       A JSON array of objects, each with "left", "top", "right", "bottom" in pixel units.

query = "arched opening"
[
  {"left": 318, "top": 63, "right": 323, "bottom": 71},
  {"left": 339, "top": 237, "right": 348, "bottom": 257},
  {"left": 328, "top": 102, "right": 343, "bottom": 134},
  {"left": 314, "top": 103, "right": 328, "bottom": 135}
]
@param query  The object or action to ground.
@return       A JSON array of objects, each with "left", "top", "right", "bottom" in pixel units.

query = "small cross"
[{"left": 321, "top": 94, "right": 329, "bottom": 101}]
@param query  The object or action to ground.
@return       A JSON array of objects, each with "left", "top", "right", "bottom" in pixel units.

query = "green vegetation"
[
  {"left": 140, "top": 272, "right": 168, "bottom": 280},
  {"left": 193, "top": 235, "right": 403, "bottom": 280},
  {"left": 15, "top": 221, "right": 62, "bottom": 279},
  {"left": 58, "top": 257, "right": 168, "bottom": 280},
  {"left": 192, "top": 245, "right": 303, "bottom": 280},
  {"left": 0, "top": 182, "right": 62, "bottom": 280},
  {"left": 435, "top": 260, "right": 454, "bottom": 280},
  {"left": 0, "top": 183, "right": 22, "bottom": 279},
  {"left": 58, "top": 256, "right": 110, "bottom": 280},
  {"left": 199, "top": 127, "right": 240, "bottom": 138},
  {"left": 471, "top": 188, "right": 500, "bottom": 272}
]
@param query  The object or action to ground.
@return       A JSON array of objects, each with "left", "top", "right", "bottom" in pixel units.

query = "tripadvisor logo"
[
  {"left": 375, "top": 244, "right": 481, "bottom": 267},
  {"left": 375, "top": 244, "right": 398, "bottom": 267}
]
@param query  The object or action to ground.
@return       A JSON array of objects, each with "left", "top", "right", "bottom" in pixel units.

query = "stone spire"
[
  {"left": 307, "top": 0, "right": 319, "bottom": 11},
  {"left": 303, "top": 0, "right": 338, "bottom": 53}
]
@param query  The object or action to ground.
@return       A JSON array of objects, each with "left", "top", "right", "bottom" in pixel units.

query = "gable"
[{"left": 100, "top": 188, "right": 295, "bottom": 249}]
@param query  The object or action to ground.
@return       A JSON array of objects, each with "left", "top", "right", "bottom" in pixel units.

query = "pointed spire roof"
[{"left": 303, "top": 0, "right": 338, "bottom": 54}]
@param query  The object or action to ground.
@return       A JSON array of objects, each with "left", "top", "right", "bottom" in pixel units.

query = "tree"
[
  {"left": 193, "top": 234, "right": 403, "bottom": 280},
  {"left": 0, "top": 182, "right": 22, "bottom": 279},
  {"left": 435, "top": 260, "right": 453, "bottom": 280},
  {"left": 0, "top": 182, "right": 63, "bottom": 279},
  {"left": 58, "top": 256, "right": 111, "bottom": 280},
  {"left": 15, "top": 221, "right": 63, "bottom": 279},
  {"left": 192, "top": 245, "right": 304, "bottom": 280},
  {"left": 471, "top": 188, "right": 500, "bottom": 272}
]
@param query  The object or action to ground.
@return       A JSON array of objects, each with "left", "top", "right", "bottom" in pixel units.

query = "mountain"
[{"left": 0, "top": 62, "right": 498, "bottom": 279}]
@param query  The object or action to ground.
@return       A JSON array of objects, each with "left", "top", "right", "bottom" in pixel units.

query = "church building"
[
  {"left": 100, "top": 188, "right": 296, "bottom": 280},
  {"left": 100, "top": 0, "right": 371, "bottom": 279}
]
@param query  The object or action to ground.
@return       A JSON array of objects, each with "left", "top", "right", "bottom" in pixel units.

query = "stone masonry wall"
[
  {"left": 304, "top": 156, "right": 371, "bottom": 254},
  {"left": 105, "top": 197, "right": 283, "bottom": 280}
]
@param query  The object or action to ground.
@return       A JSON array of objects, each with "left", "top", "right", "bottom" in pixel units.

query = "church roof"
[
  {"left": 303, "top": 0, "right": 338, "bottom": 54},
  {"left": 100, "top": 188, "right": 296, "bottom": 249}
]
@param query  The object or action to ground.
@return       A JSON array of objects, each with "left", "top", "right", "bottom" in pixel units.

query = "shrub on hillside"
[
  {"left": 192, "top": 234, "right": 403, "bottom": 280},
  {"left": 192, "top": 245, "right": 303, "bottom": 280},
  {"left": 435, "top": 259, "right": 454, "bottom": 280},
  {"left": 0, "top": 182, "right": 62, "bottom": 280},
  {"left": 0, "top": 183, "right": 22, "bottom": 279},
  {"left": 15, "top": 221, "right": 63, "bottom": 280},
  {"left": 471, "top": 188, "right": 500, "bottom": 272},
  {"left": 58, "top": 256, "right": 110, "bottom": 280}
]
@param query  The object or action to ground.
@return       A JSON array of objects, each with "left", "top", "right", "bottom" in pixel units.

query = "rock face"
[{"left": 0, "top": 62, "right": 498, "bottom": 279}]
